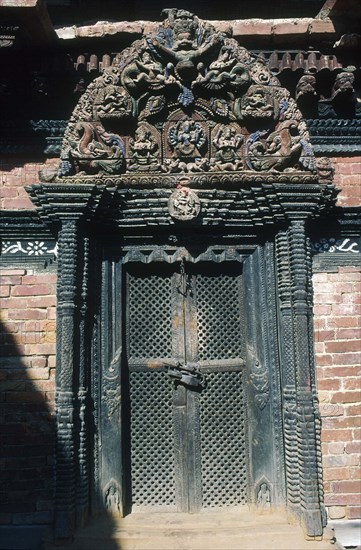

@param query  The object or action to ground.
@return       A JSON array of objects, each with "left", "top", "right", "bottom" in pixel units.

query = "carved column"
[
  {"left": 276, "top": 220, "right": 326, "bottom": 538},
  {"left": 54, "top": 219, "right": 80, "bottom": 539}
]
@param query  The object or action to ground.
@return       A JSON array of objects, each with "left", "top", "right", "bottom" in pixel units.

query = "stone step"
[{"left": 45, "top": 510, "right": 336, "bottom": 550}]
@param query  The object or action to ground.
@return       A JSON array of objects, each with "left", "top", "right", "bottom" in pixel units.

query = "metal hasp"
[{"left": 167, "top": 361, "right": 206, "bottom": 389}]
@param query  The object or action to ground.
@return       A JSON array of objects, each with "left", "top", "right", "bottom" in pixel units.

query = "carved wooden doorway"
[{"left": 122, "top": 260, "right": 247, "bottom": 514}]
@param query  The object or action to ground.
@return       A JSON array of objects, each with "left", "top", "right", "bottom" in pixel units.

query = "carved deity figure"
[
  {"left": 237, "top": 85, "right": 279, "bottom": 123},
  {"left": 168, "top": 186, "right": 200, "bottom": 220},
  {"left": 105, "top": 483, "right": 121, "bottom": 514},
  {"left": 129, "top": 126, "right": 159, "bottom": 170},
  {"left": 122, "top": 50, "right": 166, "bottom": 96},
  {"left": 168, "top": 119, "right": 206, "bottom": 158},
  {"left": 196, "top": 45, "right": 250, "bottom": 92},
  {"left": 211, "top": 125, "right": 243, "bottom": 171},
  {"left": 257, "top": 483, "right": 271, "bottom": 510}
]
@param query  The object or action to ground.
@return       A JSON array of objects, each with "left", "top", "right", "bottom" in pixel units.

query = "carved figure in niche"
[
  {"left": 246, "top": 121, "right": 303, "bottom": 172},
  {"left": 236, "top": 85, "right": 279, "bottom": 124},
  {"left": 129, "top": 125, "right": 159, "bottom": 171},
  {"left": 122, "top": 50, "right": 166, "bottom": 96},
  {"left": 168, "top": 119, "right": 206, "bottom": 159},
  {"left": 104, "top": 481, "right": 121, "bottom": 514},
  {"left": 168, "top": 186, "right": 200, "bottom": 220},
  {"left": 211, "top": 125, "right": 243, "bottom": 171},
  {"left": 69, "top": 121, "right": 125, "bottom": 175},
  {"left": 257, "top": 483, "right": 271, "bottom": 510}
]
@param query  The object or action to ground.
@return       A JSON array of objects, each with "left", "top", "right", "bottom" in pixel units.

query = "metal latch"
[{"left": 167, "top": 361, "right": 206, "bottom": 389}]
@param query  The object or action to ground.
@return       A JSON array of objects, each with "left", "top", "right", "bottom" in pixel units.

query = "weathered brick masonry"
[
  {"left": 0, "top": 268, "right": 56, "bottom": 526},
  {"left": 313, "top": 156, "right": 361, "bottom": 521}
]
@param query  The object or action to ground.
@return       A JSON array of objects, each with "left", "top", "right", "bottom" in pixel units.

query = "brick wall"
[
  {"left": 313, "top": 266, "right": 361, "bottom": 521},
  {"left": 0, "top": 268, "right": 56, "bottom": 526},
  {"left": 332, "top": 155, "right": 361, "bottom": 207},
  {"left": 0, "top": 159, "right": 58, "bottom": 211}
]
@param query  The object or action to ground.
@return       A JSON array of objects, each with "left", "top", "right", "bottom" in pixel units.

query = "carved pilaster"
[
  {"left": 54, "top": 219, "right": 79, "bottom": 539},
  {"left": 276, "top": 221, "right": 325, "bottom": 537}
]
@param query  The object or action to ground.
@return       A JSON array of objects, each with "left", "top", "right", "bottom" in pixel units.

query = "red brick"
[
  {"left": 313, "top": 273, "right": 328, "bottom": 283},
  {"left": 328, "top": 442, "right": 346, "bottom": 455},
  {"left": 315, "top": 354, "right": 333, "bottom": 366},
  {"left": 9, "top": 309, "right": 47, "bottom": 320},
  {"left": 22, "top": 274, "right": 57, "bottom": 284},
  {"left": 345, "top": 441, "right": 361, "bottom": 454},
  {"left": 11, "top": 284, "right": 54, "bottom": 297},
  {"left": 349, "top": 467, "right": 361, "bottom": 480},
  {"left": 348, "top": 506, "right": 361, "bottom": 519},
  {"left": 322, "top": 367, "right": 361, "bottom": 378},
  {"left": 321, "top": 428, "right": 353, "bottom": 442},
  {"left": 318, "top": 378, "right": 341, "bottom": 391},
  {"left": 344, "top": 378, "right": 361, "bottom": 390},
  {"left": 331, "top": 391, "right": 361, "bottom": 404},
  {"left": 1, "top": 198, "right": 34, "bottom": 209},
  {"left": 338, "top": 265, "right": 361, "bottom": 272},
  {"left": 314, "top": 305, "right": 332, "bottom": 315},
  {"left": 325, "top": 493, "right": 361, "bottom": 506},
  {"left": 346, "top": 404, "right": 361, "bottom": 416},
  {"left": 332, "top": 353, "right": 361, "bottom": 366},
  {"left": 323, "top": 416, "right": 359, "bottom": 429},
  {"left": 332, "top": 481, "right": 361, "bottom": 494},
  {"left": 323, "top": 468, "right": 349, "bottom": 481},
  {"left": 0, "top": 269, "right": 26, "bottom": 276},
  {"left": 320, "top": 403, "right": 343, "bottom": 417},
  {"left": 332, "top": 304, "right": 361, "bottom": 316},
  {"left": 315, "top": 330, "right": 335, "bottom": 342},
  {"left": 25, "top": 343, "right": 56, "bottom": 355},
  {"left": 327, "top": 316, "right": 360, "bottom": 329},
  {"left": 336, "top": 329, "right": 361, "bottom": 340},
  {"left": 328, "top": 272, "right": 361, "bottom": 283},
  {"left": 0, "top": 286, "right": 10, "bottom": 297},
  {"left": 0, "top": 276, "right": 22, "bottom": 285},
  {"left": 326, "top": 340, "right": 361, "bottom": 353}
]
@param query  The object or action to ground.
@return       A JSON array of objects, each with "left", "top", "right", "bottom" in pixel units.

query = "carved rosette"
[{"left": 54, "top": 9, "right": 316, "bottom": 184}]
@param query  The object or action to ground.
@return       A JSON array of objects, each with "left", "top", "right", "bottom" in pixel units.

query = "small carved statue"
[
  {"left": 237, "top": 85, "right": 279, "bottom": 123},
  {"left": 168, "top": 186, "right": 201, "bottom": 220},
  {"left": 211, "top": 125, "right": 243, "bottom": 171},
  {"left": 129, "top": 126, "right": 159, "bottom": 171},
  {"left": 105, "top": 482, "right": 121, "bottom": 514},
  {"left": 168, "top": 119, "right": 207, "bottom": 159},
  {"left": 257, "top": 483, "right": 271, "bottom": 510}
]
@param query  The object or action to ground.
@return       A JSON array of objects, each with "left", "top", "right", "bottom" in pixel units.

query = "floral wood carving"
[{"left": 57, "top": 9, "right": 316, "bottom": 181}]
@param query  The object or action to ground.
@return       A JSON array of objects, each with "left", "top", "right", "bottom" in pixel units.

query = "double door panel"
[{"left": 125, "top": 262, "right": 247, "bottom": 512}]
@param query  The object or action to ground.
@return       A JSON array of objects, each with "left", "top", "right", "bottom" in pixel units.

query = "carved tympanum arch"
[{"left": 56, "top": 7, "right": 318, "bottom": 189}]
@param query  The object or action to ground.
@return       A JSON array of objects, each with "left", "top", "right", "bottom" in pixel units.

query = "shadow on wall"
[{"left": 0, "top": 314, "right": 121, "bottom": 550}]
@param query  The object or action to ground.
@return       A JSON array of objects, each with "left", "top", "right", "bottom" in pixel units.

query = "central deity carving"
[{"left": 57, "top": 9, "right": 315, "bottom": 180}]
